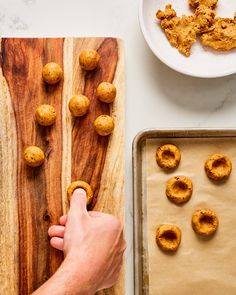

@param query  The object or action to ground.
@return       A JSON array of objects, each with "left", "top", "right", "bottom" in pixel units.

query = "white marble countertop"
[{"left": 1, "top": 0, "right": 236, "bottom": 294}]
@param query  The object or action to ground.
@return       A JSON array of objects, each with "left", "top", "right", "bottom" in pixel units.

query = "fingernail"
[{"left": 73, "top": 188, "right": 86, "bottom": 195}]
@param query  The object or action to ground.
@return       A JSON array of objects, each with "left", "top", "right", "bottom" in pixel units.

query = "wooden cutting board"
[{"left": 0, "top": 38, "right": 124, "bottom": 295}]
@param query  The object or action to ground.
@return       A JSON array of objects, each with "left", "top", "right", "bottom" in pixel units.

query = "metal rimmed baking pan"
[{"left": 132, "top": 128, "right": 236, "bottom": 295}]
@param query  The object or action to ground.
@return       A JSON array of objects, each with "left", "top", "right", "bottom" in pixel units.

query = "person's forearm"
[{"left": 32, "top": 258, "right": 95, "bottom": 295}]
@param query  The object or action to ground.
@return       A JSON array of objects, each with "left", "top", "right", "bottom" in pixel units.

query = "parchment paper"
[{"left": 146, "top": 137, "right": 236, "bottom": 295}]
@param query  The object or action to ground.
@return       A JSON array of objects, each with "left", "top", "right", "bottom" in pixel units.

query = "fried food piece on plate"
[
  {"left": 156, "top": 5, "right": 199, "bottom": 57},
  {"left": 189, "top": 0, "right": 218, "bottom": 10},
  {"left": 195, "top": 5, "right": 215, "bottom": 33},
  {"left": 201, "top": 15, "right": 236, "bottom": 51}
]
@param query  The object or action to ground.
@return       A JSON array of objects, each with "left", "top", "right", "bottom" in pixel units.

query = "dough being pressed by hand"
[{"left": 67, "top": 180, "right": 93, "bottom": 205}]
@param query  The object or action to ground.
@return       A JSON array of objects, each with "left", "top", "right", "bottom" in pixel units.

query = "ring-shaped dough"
[
  {"left": 156, "top": 224, "right": 182, "bottom": 252},
  {"left": 156, "top": 144, "right": 181, "bottom": 170},
  {"left": 192, "top": 209, "right": 219, "bottom": 236},
  {"left": 205, "top": 153, "right": 232, "bottom": 181},
  {"left": 68, "top": 95, "right": 90, "bottom": 117},
  {"left": 166, "top": 176, "right": 193, "bottom": 205},
  {"left": 67, "top": 180, "right": 93, "bottom": 205}
]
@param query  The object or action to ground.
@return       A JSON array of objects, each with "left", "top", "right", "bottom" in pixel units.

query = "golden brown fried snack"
[
  {"left": 94, "top": 115, "right": 114, "bottom": 136},
  {"left": 156, "top": 224, "right": 181, "bottom": 252},
  {"left": 35, "top": 104, "right": 56, "bottom": 126},
  {"left": 156, "top": 4, "right": 176, "bottom": 20},
  {"left": 192, "top": 209, "right": 219, "bottom": 236},
  {"left": 195, "top": 5, "right": 215, "bottom": 33},
  {"left": 156, "top": 5, "right": 199, "bottom": 56},
  {"left": 201, "top": 16, "right": 236, "bottom": 51},
  {"left": 23, "top": 146, "right": 45, "bottom": 167},
  {"left": 156, "top": 144, "right": 181, "bottom": 170},
  {"left": 42, "top": 62, "right": 63, "bottom": 85},
  {"left": 166, "top": 176, "right": 193, "bottom": 205},
  {"left": 189, "top": 0, "right": 218, "bottom": 10},
  {"left": 67, "top": 180, "right": 93, "bottom": 205},
  {"left": 205, "top": 153, "right": 232, "bottom": 181}
]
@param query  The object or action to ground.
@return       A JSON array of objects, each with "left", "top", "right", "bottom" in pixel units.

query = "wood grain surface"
[{"left": 0, "top": 38, "right": 125, "bottom": 295}]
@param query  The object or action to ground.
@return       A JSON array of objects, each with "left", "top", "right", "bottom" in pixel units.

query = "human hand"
[{"left": 48, "top": 189, "right": 126, "bottom": 293}]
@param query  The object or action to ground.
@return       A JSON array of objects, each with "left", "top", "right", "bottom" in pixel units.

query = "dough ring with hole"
[
  {"left": 192, "top": 209, "right": 219, "bottom": 236},
  {"left": 156, "top": 224, "right": 181, "bottom": 252},
  {"left": 205, "top": 153, "right": 232, "bottom": 181},
  {"left": 166, "top": 176, "right": 193, "bottom": 205},
  {"left": 67, "top": 180, "right": 93, "bottom": 205},
  {"left": 156, "top": 144, "right": 181, "bottom": 170}
]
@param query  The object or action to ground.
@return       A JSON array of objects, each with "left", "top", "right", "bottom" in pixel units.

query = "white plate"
[{"left": 139, "top": 0, "right": 236, "bottom": 78}]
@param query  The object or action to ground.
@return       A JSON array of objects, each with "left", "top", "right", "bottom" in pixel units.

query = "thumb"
[{"left": 69, "top": 188, "right": 88, "bottom": 218}]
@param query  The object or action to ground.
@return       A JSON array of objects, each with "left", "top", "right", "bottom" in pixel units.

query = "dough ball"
[
  {"left": 156, "top": 224, "right": 181, "bottom": 252},
  {"left": 94, "top": 115, "right": 114, "bottom": 136},
  {"left": 192, "top": 209, "right": 219, "bottom": 236},
  {"left": 166, "top": 176, "right": 193, "bottom": 205},
  {"left": 69, "top": 95, "right": 90, "bottom": 117},
  {"left": 67, "top": 180, "right": 93, "bottom": 205},
  {"left": 156, "top": 144, "right": 181, "bottom": 170},
  {"left": 205, "top": 153, "right": 232, "bottom": 181},
  {"left": 79, "top": 49, "right": 100, "bottom": 71},
  {"left": 97, "top": 82, "right": 116, "bottom": 103},
  {"left": 24, "top": 146, "right": 45, "bottom": 167},
  {"left": 35, "top": 104, "right": 56, "bottom": 126},
  {"left": 42, "top": 62, "right": 63, "bottom": 85}
]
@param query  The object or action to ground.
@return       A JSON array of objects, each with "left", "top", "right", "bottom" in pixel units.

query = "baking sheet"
[{"left": 146, "top": 137, "right": 236, "bottom": 295}]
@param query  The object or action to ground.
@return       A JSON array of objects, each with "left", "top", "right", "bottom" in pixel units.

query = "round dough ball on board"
[
  {"left": 97, "top": 82, "right": 116, "bottom": 103},
  {"left": 94, "top": 115, "right": 114, "bottom": 136},
  {"left": 35, "top": 104, "right": 56, "bottom": 126},
  {"left": 79, "top": 49, "right": 100, "bottom": 71},
  {"left": 24, "top": 146, "right": 45, "bottom": 167},
  {"left": 69, "top": 95, "right": 90, "bottom": 117},
  {"left": 42, "top": 62, "right": 63, "bottom": 85}
]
